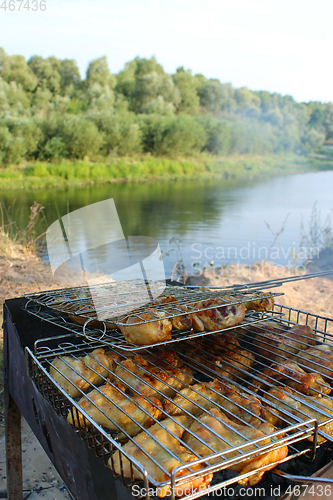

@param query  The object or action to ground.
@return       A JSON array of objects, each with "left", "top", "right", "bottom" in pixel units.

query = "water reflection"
[{"left": 1, "top": 170, "right": 332, "bottom": 278}]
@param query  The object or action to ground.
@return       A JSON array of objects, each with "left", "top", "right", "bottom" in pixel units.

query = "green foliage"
[
  {"left": 86, "top": 56, "right": 116, "bottom": 89},
  {"left": 0, "top": 49, "right": 332, "bottom": 166},
  {"left": 173, "top": 67, "right": 200, "bottom": 115}
]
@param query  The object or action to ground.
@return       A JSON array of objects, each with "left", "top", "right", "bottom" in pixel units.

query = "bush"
[
  {"left": 60, "top": 117, "right": 104, "bottom": 159},
  {"left": 199, "top": 115, "right": 231, "bottom": 155},
  {"left": 160, "top": 115, "right": 206, "bottom": 156}
]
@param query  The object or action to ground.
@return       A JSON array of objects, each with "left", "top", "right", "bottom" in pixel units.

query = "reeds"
[{"left": 0, "top": 200, "right": 46, "bottom": 255}]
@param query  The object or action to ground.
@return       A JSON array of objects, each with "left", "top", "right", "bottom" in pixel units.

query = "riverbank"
[{"left": 0, "top": 153, "right": 332, "bottom": 190}]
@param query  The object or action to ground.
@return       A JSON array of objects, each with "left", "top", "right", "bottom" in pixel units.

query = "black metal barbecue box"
[{"left": 4, "top": 275, "right": 333, "bottom": 500}]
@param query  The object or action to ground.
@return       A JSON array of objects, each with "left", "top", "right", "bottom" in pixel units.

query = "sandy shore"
[{"left": 0, "top": 246, "right": 332, "bottom": 499}]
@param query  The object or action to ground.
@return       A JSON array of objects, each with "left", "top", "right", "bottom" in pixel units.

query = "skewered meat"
[
  {"left": 114, "top": 351, "right": 192, "bottom": 400},
  {"left": 253, "top": 359, "right": 331, "bottom": 396},
  {"left": 164, "top": 379, "right": 281, "bottom": 426},
  {"left": 111, "top": 416, "right": 213, "bottom": 498},
  {"left": 67, "top": 382, "right": 163, "bottom": 436},
  {"left": 266, "top": 386, "right": 333, "bottom": 443},
  {"left": 49, "top": 349, "right": 119, "bottom": 398},
  {"left": 291, "top": 344, "right": 333, "bottom": 378},
  {"left": 183, "top": 407, "right": 288, "bottom": 486},
  {"left": 253, "top": 323, "right": 316, "bottom": 363}
]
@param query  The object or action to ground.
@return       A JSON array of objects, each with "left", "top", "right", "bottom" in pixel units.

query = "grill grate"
[
  {"left": 25, "top": 304, "right": 333, "bottom": 500},
  {"left": 24, "top": 281, "right": 281, "bottom": 350}
]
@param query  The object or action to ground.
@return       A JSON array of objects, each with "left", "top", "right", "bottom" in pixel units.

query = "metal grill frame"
[
  {"left": 24, "top": 303, "right": 333, "bottom": 500},
  {"left": 25, "top": 300, "right": 282, "bottom": 351},
  {"left": 24, "top": 280, "right": 281, "bottom": 330}
]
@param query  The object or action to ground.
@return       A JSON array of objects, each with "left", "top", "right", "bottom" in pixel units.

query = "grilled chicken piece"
[
  {"left": 111, "top": 416, "right": 213, "bottom": 498},
  {"left": 67, "top": 382, "right": 162, "bottom": 436},
  {"left": 118, "top": 308, "right": 173, "bottom": 346},
  {"left": 186, "top": 335, "right": 255, "bottom": 382},
  {"left": 49, "top": 349, "right": 119, "bottom": 398},
  {"left": 114, "top": 351, "right": 192, "bottom": 400},
  {"left": 253, "top": 324, "right": 316, "bottom": 363},
  {"left": 253, "top": 359, "right": 331, "bottom": 396},
  {"left": 118, "top": 293, "right": 249, "bottom": 346},
  {"left": 207, "top": 333, "right": 241, "bottom": 350},
  {"left": 188, "top": 298, "right": 246, "bottom": 332},
  {"left": 291, "top": 344, "right": 333, "bottom": 379},
  {"left": 212, "top": 349, "right": 255, "bottom": 381},
  {"left": 183, "top": 407, "right": 288, "bottom": 486},
  {"left": 164, "top": 379, "right": 280, "bottom": 427},
  {"left": 244, "top": 293, "right": 275, "bottom": 312},
  {"left": 68, "top": 313, "right": 116, "bottom": 329},
  {"left": 266, "top": 386, "right": 333, "bottom": 443},
  {"left": 149, "top": 296, "right": 192, "bottom": 330}
]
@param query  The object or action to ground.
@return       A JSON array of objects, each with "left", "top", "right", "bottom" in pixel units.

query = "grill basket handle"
[{"left": 273, "top": 468, "right": 333, "bottom": 485}]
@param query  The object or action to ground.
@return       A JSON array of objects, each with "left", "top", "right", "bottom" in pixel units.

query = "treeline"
[{"left": 0, "top": 48, "right": 332, "bottom": 164}]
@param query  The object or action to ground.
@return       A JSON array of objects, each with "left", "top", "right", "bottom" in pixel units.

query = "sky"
[{"left": 1, "top": 0, "right": 333, "bottom": 103}]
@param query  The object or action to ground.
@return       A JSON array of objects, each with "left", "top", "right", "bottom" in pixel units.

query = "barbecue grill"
[{"left": 4, "top": 276, "right": 333, "bottom": 500}]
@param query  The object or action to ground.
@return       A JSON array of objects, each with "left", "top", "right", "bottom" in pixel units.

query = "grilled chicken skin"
[
  {"left": 185, "top": 335, "right": 255, "bottom": 382},
  {"left": 266, "top": 386, "right": 333, "bottom": 443},
  {"left": 111, "top": 416, "right": 213, "bottom": 498},
  {"left": 183, "top": 407, "right": 288, "bottom": 486},
  {"left": 164, "top": 379, "right": 280, "bottom": 427},
  {"left": 118, "top": 294, "right": 248, "bottom": 345},
  {"left": 50, "top": 349, "right": 119, "bottom": 398},
  {"left": 253, "top": 359, "right": 331, "bottom": 396},
  {"left": 67, "top": 382, "right": 163, "bottom": 436},
  {"left": 114, "top": 351, "right": 192, "bottom": 400},
  {"left": 253, "top": 323, "right": 316, "bottom": 363},
  {"left": 291, "top": 344, "right": 333, "bottom": 379}
]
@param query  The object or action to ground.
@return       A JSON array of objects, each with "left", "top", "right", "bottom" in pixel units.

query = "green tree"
[
  {"left": 173, "top": 67, "right": 200, "bottom": 115},
  {"left": 198, "top": 115, "right": 231, "bottom": 154},
  {"left": 160, "top": 115, "right": 206, "bottom": 156},
  {"left": 197, "top": 79, "right": 234, "bottom": 113},
  {"left": 59, "top": 59, "right": 81, "bottom": 93},
  {"left": 86, "top": 56, "right": 116, "bottom": 89},
  {"left": 28, "top": 55, "right": 61, "bottom": 94},
  {"left": 0, "top": 48, "right": 37, "bottom": 91},
  {"left": 60, "top": 116, "right": 103, "bottom": 159}
]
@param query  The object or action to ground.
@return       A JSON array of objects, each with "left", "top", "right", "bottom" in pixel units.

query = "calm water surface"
[{"left": 1, "top": 170, "right": 333, "bottom": 278}]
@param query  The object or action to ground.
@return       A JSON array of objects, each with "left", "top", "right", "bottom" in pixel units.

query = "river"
[{"left": 1, "top": 169, "right": 332, "bottom": 279}]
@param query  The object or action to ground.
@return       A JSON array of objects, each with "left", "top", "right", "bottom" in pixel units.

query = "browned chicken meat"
[
  {"left": 253, "top": 323, "right": 316, "bottom": 363},
  {"left": 67, "top": 382, "right": 163, "bottom": 436},
  {"left": 150, "top": 295, "right": 192, "bottom": 330},
  {"left": 188, "top": 298, "right": 246, "bottom": 332},
  {"left": 118, "top": 308, "right": 173, "bottom": 345},
  {"left": 164, "top": 379, "right": 281, "bottom": 427},
  {"left": 212, "top": 348, "right": 255, "bottom": 381},
  {"left": 253, "top": 359, "right": 331, "bottom": 396},
  {"left": 242, "top": 293, "right": 275, "bottom": 312},
  {"left": 118, "top": 294, "right": 247, "bottom": 345},
  {"left": 111, "top": 416, "right": 213, "bottom": 498},
  {"left": 266, "top": 386, "right": 333, "bottom": 443},
  {"left": 49, "top": 348, "right": 119, "bottom": 398},
  {"left": 186, "top": 335, "right": 255, "bottom": 382},
  {"left": 183, "top": 407, "right": 288, "bottom": 486},
  {"left": 114, "top": 351, "right": 192, "bottom": 400},
  {"left": 291, "top": 344, "right": 333, "bottom": 379}
]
